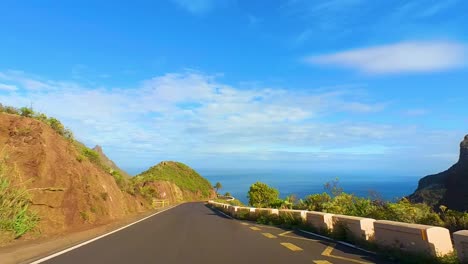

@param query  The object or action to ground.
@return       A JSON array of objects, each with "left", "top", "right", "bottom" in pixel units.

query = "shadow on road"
[{"left": 204, "top": 204, "right": 234, "bottom": 219}]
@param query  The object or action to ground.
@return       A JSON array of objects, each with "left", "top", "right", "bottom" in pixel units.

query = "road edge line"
[
  {"left": 210, "top": 206, "right": 234, "bottom": 219},
  {"left": 298, "top": 229, "right": 376, "bottom": 255},
  {"left": 28, "top": 204, "right": 180, "bottom": 264}
]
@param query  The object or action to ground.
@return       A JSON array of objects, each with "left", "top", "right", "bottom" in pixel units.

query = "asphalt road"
[{"left": 34, "top": 202, "right": 390, "bottom": 264}]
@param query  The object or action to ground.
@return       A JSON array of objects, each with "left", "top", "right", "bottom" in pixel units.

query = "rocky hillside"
[
  {"left": 409, "top": 135, "right": 468, "bottom": 211},
  {"left": 134, "top": 161, "right": 216, "bottom": 202},
  {"left": 0, "top": 105, "right": 217, "bottom": 243},
  {"left": 0, "top": 112, "right": 150, "bottom": 241}
]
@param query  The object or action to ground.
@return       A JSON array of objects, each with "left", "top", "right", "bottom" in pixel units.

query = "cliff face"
[
  {"left": 0, "top": 113, "right": 149, "bottom": 238},
  {"left": 409, "top": 135, "right": 468, "bottom": 211}
]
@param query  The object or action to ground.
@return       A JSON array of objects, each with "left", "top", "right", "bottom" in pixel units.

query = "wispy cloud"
[
  {"left": 0, "top": 83, "right": 17, "bottom": 91},
  {"left": 171, "top": 0, "right": 230, "bottom": 15},
  {"left": 394, "top": 0, "right": 460, "bottom": 19},
  {"left": 305, "top": 41, "right": 467, "bottom": 74}
]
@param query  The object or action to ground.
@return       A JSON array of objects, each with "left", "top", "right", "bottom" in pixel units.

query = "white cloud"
[
  {"left": 306, "top": 41, "right": 467, "bottom": 74},
  {"left": 0, "top": 70, "right": 462, "bottom": 172},
  {"left": 0, "top": 83, "right": 17, "bottom": 91}
]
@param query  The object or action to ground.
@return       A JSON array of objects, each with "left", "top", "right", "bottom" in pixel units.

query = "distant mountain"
[
  {"left": 134, "top": 161, "right": 216, "bottom": 202},
  {"left": 92, "top": 145, "right": 131, "bottom": 178},
  {"left": 408, "top": 135, "right": 468, "bottom": 211}
]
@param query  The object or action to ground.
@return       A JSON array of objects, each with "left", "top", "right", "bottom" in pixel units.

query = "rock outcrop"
[
  {"left": 409, "top": 135, "right": 468, "bottom": 211},
  {"left": 92, "top": 145, "right": 131, "bottom": 178}
]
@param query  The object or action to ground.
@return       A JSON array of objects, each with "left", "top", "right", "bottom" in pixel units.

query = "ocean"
[{"left": 198, "top": 168, "right": 419, "bottom": 204}]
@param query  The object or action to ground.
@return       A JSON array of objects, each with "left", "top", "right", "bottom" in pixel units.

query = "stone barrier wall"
[{"left": 207, "top": 201, "right": 456, "bottom": 260}]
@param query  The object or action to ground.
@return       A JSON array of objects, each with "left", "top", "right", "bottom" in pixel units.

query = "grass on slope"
[
  {"left": 135, "top": 161, "right": 213, "bottom": 198},
  {"left": 0, "top": 156, "right": 39, "bottom": 238}
]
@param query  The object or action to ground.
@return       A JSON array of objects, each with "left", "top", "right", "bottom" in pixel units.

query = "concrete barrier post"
[
  {"left": 454, "top": 230, "right": 468, "bottom": 262},
  {"left": 332, "top": 215, "right": 375, "bottom": 241},
  {"left": 253, "top": 208, "right": 271, "bottom": 218},
  {"left": 236, "top": 207, "right": 251, "bottom": 220},
  {"left": 306, "top": 211, "right": 334, "bottom": 232},
  {"left": 374, "top": 220, "right": 453, "bottom": 257},
  {"left": 229, "top": 206, "right": 239, "bottom": 217},
  {"left": 278, "top": 209, "right": 307, "bottom": 225}
]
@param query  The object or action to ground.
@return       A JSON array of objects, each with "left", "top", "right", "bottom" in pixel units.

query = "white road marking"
[{"left": 28, "top": 205, "right": 180, "bottom": 264}]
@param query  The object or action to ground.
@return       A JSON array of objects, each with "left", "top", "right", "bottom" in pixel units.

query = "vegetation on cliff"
[
  {"left": 247, "top": 179, "right": 468, "bottom": 232},
  {"left": 134, "top": 161, "right": 214, "bottom": 199}
]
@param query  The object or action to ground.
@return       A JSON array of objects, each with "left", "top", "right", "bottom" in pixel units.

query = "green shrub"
[
  {"left": 247, "top": 182, "right": 280, "bottom": 208},
  {"left": 441, "top": 207, "right": 468, "bottom": 232},
  {"left": 380, "top": 198, "right": 443, "bottom": 226},
  {"left": 19, "top": 107, "right": 34, "bottom": 117},
  {"left": 256, "top": 214, "right": 281, "bottom": 226},
  {"left": 296, "top": 192, "right": 332, "bottom": 211},
  {"left": 79, "top": 211, "right": 90, "bottom": 222},
  {"left": 47, "top": 117, "right": 65, "bottom": 135},
  {"left": 81, "top": 148, "right": 100, "bottom": 164},
  {"left": 139, "top": 185, "right": 157, "bottom": 203},
  {"left": 278, "top": 211, "right": 303, "bottom": 228},
  {"left": 33, "top": 112, "right": 48, "bottom": 122}
]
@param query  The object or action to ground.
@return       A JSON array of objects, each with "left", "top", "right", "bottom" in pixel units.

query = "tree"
[
  {"left": 214, "top": 182, "right": 222, "bottom": 194},
  {"left": 247, "top": 181, "right": 280, "bottom": 208},
  {"left": 224, "top": 192, "right": 231, "bottom": 197}
]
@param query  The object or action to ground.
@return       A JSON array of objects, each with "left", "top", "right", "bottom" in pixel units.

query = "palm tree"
[{"left": 214, "top": 182, "right": 222, "bottom": 194}]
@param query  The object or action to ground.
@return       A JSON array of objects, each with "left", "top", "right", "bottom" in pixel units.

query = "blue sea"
[{"left": 198, "top": 168, "right": 419, "bottom": 204}]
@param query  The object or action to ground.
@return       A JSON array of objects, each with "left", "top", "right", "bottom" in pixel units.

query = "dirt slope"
[{"left": 0, "top": 113, "right": 149, "bottom": 238}]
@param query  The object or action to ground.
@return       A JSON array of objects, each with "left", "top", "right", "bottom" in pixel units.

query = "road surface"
[{"left": 32, "top": 202, "right": 389, "bottom": 264}]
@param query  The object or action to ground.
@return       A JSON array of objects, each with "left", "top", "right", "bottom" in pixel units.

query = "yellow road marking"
[
  {"left": 280, "top": 242, "right": 303, "bottom": 252},
  {"left": 279, "top": 230, "right": 293, "bottom": 236},
  {"left": 278, "top": 230, "right": 320, "bottom": 242},
  {"left": 322, "top": 246, "right": 334, "bottom": 256},
  {"left": 262, "top": 233, "right": 277, "bottom": 239},
  {"left": 249, "top": 226, "right": 261, "bottom": 231},
  {"left": 241, "top": 222, "right": 250, "bottom": 226},
  {"left": 321, "top": 246, "right": 373, "bottom": 264},
  {"left": 313, "top": 261, "right": 333, "bottom": 264},
  {"left": 254, "top": 224, "right": 279, "bottom": 229}
]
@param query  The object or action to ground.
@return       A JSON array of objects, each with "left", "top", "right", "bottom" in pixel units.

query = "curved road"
[{"left": 33, "top": 202, "right": 389, "bottom": 264}]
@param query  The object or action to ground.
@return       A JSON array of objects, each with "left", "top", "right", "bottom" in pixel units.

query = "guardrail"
[
  {"left": 216, "top": 195, "right": 235, "bottom": 201},
  {"left": 207, "top": 200, "right": 466, "bottom": 261},
  {"left": 152, "top": 199, "right": 169, "bottom": 208}
]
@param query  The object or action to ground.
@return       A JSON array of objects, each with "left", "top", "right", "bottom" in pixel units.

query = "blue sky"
[{"left": 0, "top": 0, "right": 467, "bottom": 175}]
